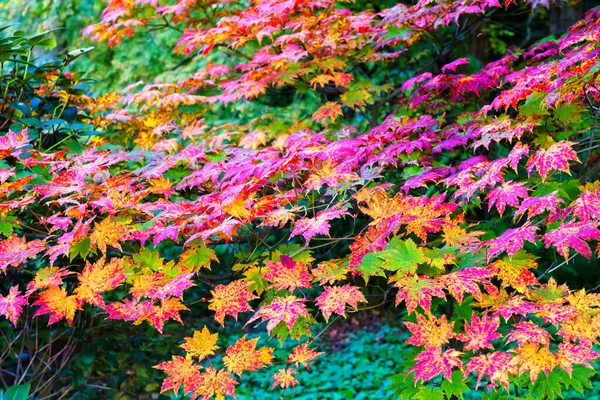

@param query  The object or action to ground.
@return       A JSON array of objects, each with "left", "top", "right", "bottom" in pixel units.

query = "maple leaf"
[
  {"left": 246, "top": 295, "right": 309, "bottom": 335},
  {"left": 464, "top": 352, "right": 513, "bottom": 389},
  {"left": 290, "top": 207, "right": 348, "bottom": 242},
  {"left": 526, "top": 141, "right": 579, "bottom": 181},
  {"left": 556, "top": 342, "right": 599, "bottom": 377},
  {"left": 26, "top": 266, "right": 72, "bottom": 296},
  {"left": 405, "top": 314, "right": 455, "bottom": 348},
  {"left": 314, "top": 284, "right": 367, "bottom": 321},
  {"left": 190, "top": 367, "right": 238, "bottom": 400},
  {"left": 456, "top": 313, "right": 501, "bottom": 351},
  {"left": 441, "top": 57, "right": 470, "bottom": 73},
  {"left": 437, "top": 267, "right": 494, "bottom": 303},
  {"left": 514, "top": 191, "right": 564, "bottom": 219},
  {"left": 491, "top": 250, "right": 539, "bottom": 293},
  {"left": 180, "top": 326, "right": 219, "bottom": 361},
  {"left": 409, "top": 347, "right": 462, "bottom": 383},
  {"left": 511, "top": 343, "right": 557, "bottom": 383},
  {"left": 493, "top": 296, "right": 539, "bottom": 321},
  {"left": 304, "top": 159, "right": 360, "bottom": 192},
  {"left": 543, "top": 220, "right": 600, "bottom": 260},
  {"left": 394, "top": 274, "right": 446, "bottom": 313},
  {"left": 571, "top": 186, "right": 600, "bottom": 221},
  {"left": 146, "top": 296, "right": 189, "bottom": 333},
  {"left": 152, "top": 273, "right": 195, "bottom": 301},
  {"left": 177, "top": 246, "right": 217, "bottom": 272},
  {"left": 506, "top": 320, "right": 551, "bottom": 347},
  {"left": 288, "top": 343, "right": 323, "bottom": 370},
  {"left": 32, "top": 286, "right": 79, "bottom": 326},
  {"left": 311, "top": 259, "right": 348, "bottom": 285},
  {"left": 0, "top": 235, "right": 46, "bottom": 272},
  {"left": 485, "top": 224, "right": 538, "bottom": 261},
  {"left": 103, "top": 299, "right": 153, "bottom": 322},
  {"left": 486, "top": 181, "right": 528, "bottom": 216},
  {"left": 271, "top": 368, "right": 299, "bottom": 390},
  {"left": 154, "top": 355, "right": 201, "bottom": 396},
  {"left": 222, "top": 335, "right": 274, "bottom": 376},
  {"left": 74, "top": 257, "right": 127, "bottom": 306},
  {"left": 311, "top": 101, "right": 343, "bottom": 122},
  {"left": 0, "top": 286, "right": 27, "bottom": 326},
  {"left": 262, "top": 255, "right": 312, "bottom": 292},
  {"left": 208, "top": 280, "right": 258, "bottom": 326},
  {"left": 379, "top": 237, "right": 428, "bottom": 274},
  {"left": 90, "top": 217, "right": 131, "bottom": 253}
]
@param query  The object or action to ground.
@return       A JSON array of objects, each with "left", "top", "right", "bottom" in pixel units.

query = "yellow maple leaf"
[
  {"left": 90, "top": 217, "right": 131, "bottom": 253},
  {"left": 75, "top": 258, "right": 127, "bottom": 306},
  {"left": 180, "top": 326, "right": 219, "bottom": 361}
]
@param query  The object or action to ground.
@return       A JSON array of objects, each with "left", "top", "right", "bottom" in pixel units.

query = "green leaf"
[
  {"left": 414, "top": 386, "right": 444, "bottom": 400},
  {"left": 3, "top": 383, "right": 30, "bottom": 400},
  {"left": 380, "top": 238, "right": 427, "bottom": 274},
  {"left": 69, "top": 237, "right": 91, "bottom": 261},
  {"left": 520, "top": 92, "right": 550, "bottom": 117},
  {"left": 554, "top": 103, "right": 584, "bottom": 124},
  {"left": 358, "top": 252, "right": 385, "bottom": 277},
  {"left": 530, "top": 369, "right": 564, "bottom": 399},
  {"left": 0, "top": 216, "right": 18, "bottom": 237},
  {"left": 567, "top": 365, "right": 594, "bottom": 393},
  {"left": 178, "top": 246, "right": 217, "bottom": 271},
  {"left": 441, "top": 370, "right": 470, "bottom": 399}
]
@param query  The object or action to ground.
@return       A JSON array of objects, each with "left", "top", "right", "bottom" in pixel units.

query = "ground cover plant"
[{"left": 2, "top": 0, "right": 600, "bottom": 399}]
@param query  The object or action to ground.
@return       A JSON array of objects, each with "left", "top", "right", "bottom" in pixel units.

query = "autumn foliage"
[{"left": 2, "top": 0, "right": 600, "bottom": 398}]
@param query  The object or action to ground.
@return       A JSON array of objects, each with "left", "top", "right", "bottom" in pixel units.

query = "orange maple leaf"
[{"left": 32, "top": 286, "right": 79, "bottom": 326}]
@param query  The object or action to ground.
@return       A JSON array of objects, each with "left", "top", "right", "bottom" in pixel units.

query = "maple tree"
[{"left": 2, "top": 0, "right": 600, "bottom": 398}]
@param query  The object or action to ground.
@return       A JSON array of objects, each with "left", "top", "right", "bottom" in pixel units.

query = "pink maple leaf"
[
  {"left": 494, "top": 297, "right": 538, "bottom": 321},
  {"left": 543, "top": 220, "right": 600, "bottom": 260},
  {"left": 152, "top": 273, "right": 195, "bottom": 301},
  {"left": 486, "top": 224, "right": 538, "bottom": 260},
  {"left": 457, "top": 313, "right": 501, "bottom": 351},
  {"left": 441, "top": 57, "right": 469, "bottom": 73},
  {"left": 526, "top": 141, "right": 579, "bottom": 181},
  {"left": 0, "top": 286, "right": 27, "bottom": 326},
  {"left": 514, "top": 191, "right": 564, "bottom": 219},
  {"left": 571, "top": 189, "right": 600, "bottom": 221},
  {"left": 262, "top": 255, "right": 312, "bottom": 292},
  {"left": 409, "top": 347, "right": 462, "bottom": 383},
  {"left": 464, "top": 352, "right": 513, "bottom": 389},
  {"left": 246, "top": 295, "right": 309, "bottom": 335},
  {"left": 486, "top": 181, "right": 528, "bottom": 216},
  {"left": 438, "top": 268, "right": 494, "bottom": 303},
  {"left": 394, "top": 275, "right": 446, "bottom": 313},
  {"left": 556, "top": 342, "right": 599, "bottom": 376},
  {"left": 0, "top": 235, "right": 46, "bottom": 273},
  {"left": 290, "top": 207, "right": 348, "bottom": 242},
  {"left": 506, "top": 320, "right": 551, "bottom": 347},
  {"left": 314, "top": 284, "right": 367, "bottom": 321}
]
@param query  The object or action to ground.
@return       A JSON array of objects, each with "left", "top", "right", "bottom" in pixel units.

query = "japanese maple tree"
[{"left": 2, "top": 0, "right": 600, "bottom": 398}]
